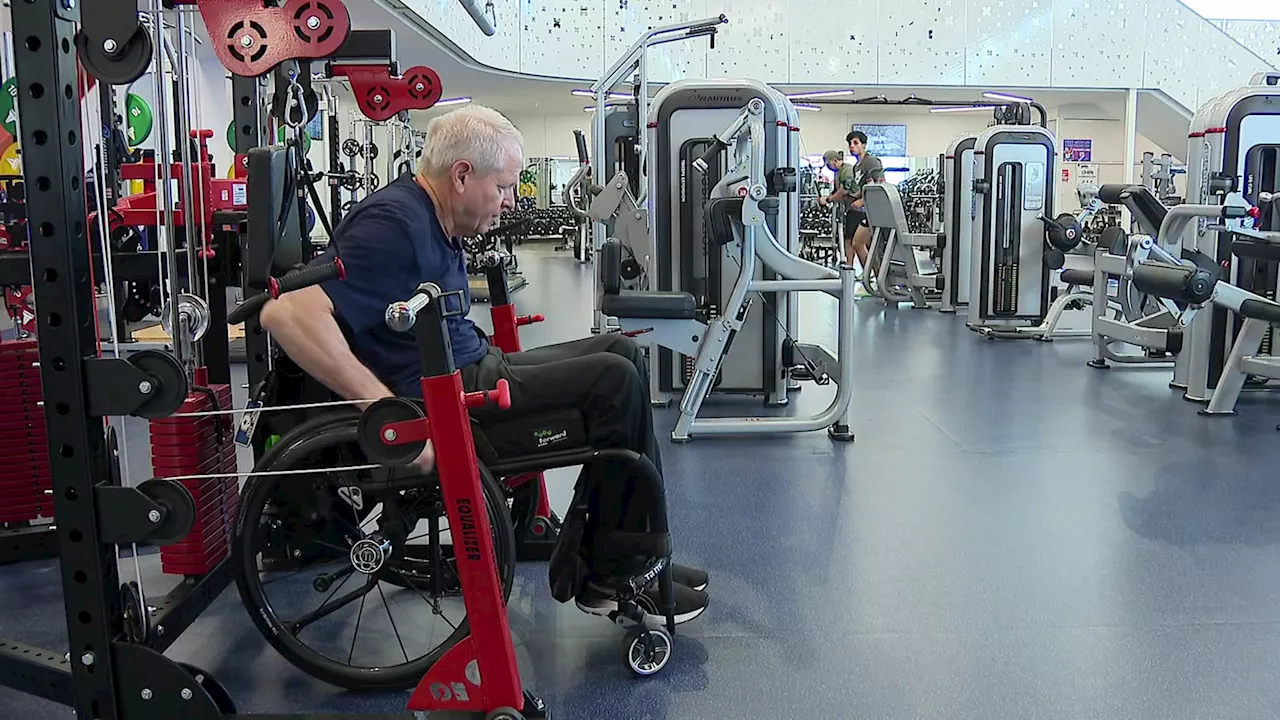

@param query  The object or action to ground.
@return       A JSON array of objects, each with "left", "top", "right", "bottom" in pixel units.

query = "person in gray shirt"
[{"left": 827, "top": 130, "right": 884, "bottom": 272}]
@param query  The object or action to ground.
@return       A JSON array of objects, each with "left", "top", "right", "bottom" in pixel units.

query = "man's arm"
[{"left": 259, "top": 286, "right": 394, "bottom": 408}]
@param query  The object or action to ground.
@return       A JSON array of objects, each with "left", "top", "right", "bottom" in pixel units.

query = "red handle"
[
  {"left": 464, "top": 379, "right": 511, "bottom": 411},
  {"left": 516, "top": 314, "right": 544, "bottom": 326}
]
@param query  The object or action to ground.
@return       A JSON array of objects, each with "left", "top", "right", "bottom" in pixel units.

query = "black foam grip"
[
  {"left": 1131, "top": 261, "right": 1215, "bottom": 304},
  {"left": 270, "top": 259, "right": 345, "bottom": 298},
  {"left": 573, "top": 129, "right": 589, "bottom": 164},
  {"left": 1096, "top": 183, "right": 1139, "bottom": 205},
  {"left": 599, "top": 239, "right": 622, "bottom": 295},
  {"left": 696, "top": 140, "right": 726, "bottom": 171},
  {"left": 1222, "top": 205, "right": 1248, "bottom": 219},
  {"left": 227, "top": 294, "right": 269, "bottom": 326},
  {"left": 1239, "top": 299, "right": 1280, "bottom": 325}
]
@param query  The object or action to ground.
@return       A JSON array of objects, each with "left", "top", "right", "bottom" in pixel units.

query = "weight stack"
[
  {"left": 0, "top": 339, "right": 53, "bottom": 524},
  {"left": 150, "top": 382, "right": 240, "bottom": 576}
]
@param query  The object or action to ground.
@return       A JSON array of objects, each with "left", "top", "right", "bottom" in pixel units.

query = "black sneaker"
[
  {"left": 672, "top": 563, "right": 709, "bottom": 591},
  {"left": 575, "top": 582, "right": 709, "bottom": 627}
]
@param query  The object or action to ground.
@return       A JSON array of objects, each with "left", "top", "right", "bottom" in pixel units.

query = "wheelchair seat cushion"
[{"left": 472, "top": 407, "right": 588, "bottom": 464}]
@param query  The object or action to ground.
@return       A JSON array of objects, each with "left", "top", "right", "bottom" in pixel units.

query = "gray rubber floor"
[{"left": 3, "top": 245, "right": 1280, "bottom": 719}]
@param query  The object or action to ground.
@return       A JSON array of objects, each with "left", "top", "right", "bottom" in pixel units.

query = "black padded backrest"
[
  {"left": 706, "top": 197, "right": 744, "bottom": 246},
  {"left": 599, "top": 238, "right": 622, "bottom": 295},
  {"left": 1096, "top": 183, "right": 1135, "bottom": 204}
]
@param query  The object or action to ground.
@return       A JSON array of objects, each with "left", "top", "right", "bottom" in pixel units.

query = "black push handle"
[
  {"left": 228, "top": 259, "right": 346, "bottom": 325},
  {"left": 574, "top": 129, "right": 589, "bottom": 164},
  {"left": 693, "top": 139, "right": 727, "bottom": 173}
]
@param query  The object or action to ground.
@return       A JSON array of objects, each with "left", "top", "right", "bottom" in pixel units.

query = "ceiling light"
[
  {"left": 794, "top": 103, "right": 822, "bottom": 112},
  {"left": 571, "top": 89, "right": 595, "bottom": 98},
  {"left": 584, "top": 104, "right": 619, "bottom": 113},
  {"left": 929, "top": 105, "right": 1000, "bottom": 114},
  {"left": 983, "top": 91, "right": 1034, "bottom": 104},
  {"left": 435, "top": 97, "right": 472, "bottom": 108},
  {"left": 786, "top": 89, "right": 855, "bottom": 100}
]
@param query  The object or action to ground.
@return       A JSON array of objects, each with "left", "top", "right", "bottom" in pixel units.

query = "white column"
[{"left": 1123, "top": 88, "right": 1138, "bottom": 185}]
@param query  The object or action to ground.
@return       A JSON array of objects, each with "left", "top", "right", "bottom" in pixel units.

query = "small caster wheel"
[
  {"left": 312, "top": 574, "right": 332, "bottom": 593},
  {"left": 485, "top": 707, "right": 525, "bottom": 720},
  {"left": 623, "top": 627, "right": 672, "bottom": 676}
]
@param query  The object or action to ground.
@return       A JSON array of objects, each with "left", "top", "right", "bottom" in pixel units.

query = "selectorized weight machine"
[
  {"left": 941, "top": 131, "right": 979, "bottom": 314},
  {"left": 598, "top": 94, "right": 857, "bottom": 442},
  {"left": 588, "top": 14, "right": 727, "bottom": 334},
  {"left": 966, "top": 103, "right": 1085, "bottom": 339}
]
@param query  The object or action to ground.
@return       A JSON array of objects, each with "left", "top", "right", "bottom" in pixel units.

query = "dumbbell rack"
[{"left": 148, "top": 369, "right": 240, "bottom": 575}]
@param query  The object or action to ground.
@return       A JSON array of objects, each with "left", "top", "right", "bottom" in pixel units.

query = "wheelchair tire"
[{"left": 232, "top": 410, "right": 516, "bottom": 691}]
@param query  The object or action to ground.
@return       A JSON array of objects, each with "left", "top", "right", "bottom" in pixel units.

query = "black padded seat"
[
  {"left": 601, "top": 291, "right": 698, "bottom": 319},
  {"left": 1231, "top": 239, "right": 1280, "bottom": 264},
  {"left": 1059, "top": 268, "right": 1094, "bottom": 287}
]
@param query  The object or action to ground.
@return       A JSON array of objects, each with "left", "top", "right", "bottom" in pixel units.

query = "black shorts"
[{"left": 843, "top": 209, "right": 867, "bottom": 239}]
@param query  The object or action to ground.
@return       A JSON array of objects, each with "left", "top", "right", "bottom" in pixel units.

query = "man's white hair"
[{"left": 418, "top": 104, "right": 524, "bottom": 178}]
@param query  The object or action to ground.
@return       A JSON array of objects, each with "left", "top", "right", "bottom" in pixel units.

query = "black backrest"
[
  {"left": 706, "top": 197, "right": 744, "bottom": 246},
  {"left": 599, "top": 238, "right": 622, "bottom": 295}
]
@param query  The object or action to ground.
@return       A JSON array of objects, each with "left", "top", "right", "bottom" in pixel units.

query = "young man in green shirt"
[{"left": 817, "top": 130, "right": 884, "bottom": 272}]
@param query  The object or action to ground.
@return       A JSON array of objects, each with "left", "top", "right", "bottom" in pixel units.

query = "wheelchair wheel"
[{"left": 232, "top": 410, "right": 516, "bottom": 690}]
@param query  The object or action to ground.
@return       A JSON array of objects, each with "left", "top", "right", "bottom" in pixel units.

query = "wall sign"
[
  {"left": 852, "top": 124, "right": 907, "bottom": 157},
  {"left": 1063, "top": 139, "right": 1093, "bottom": 162}
]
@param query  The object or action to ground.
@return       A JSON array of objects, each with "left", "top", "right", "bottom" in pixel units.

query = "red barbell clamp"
[
  {"left": 464, "top": 379, "right": 511, "bottom": 411},
  {"left": 516, "top": 314, "right": 545, "bottom": 326}
]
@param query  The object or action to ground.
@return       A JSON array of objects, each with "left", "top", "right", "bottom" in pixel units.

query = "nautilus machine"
[
  {"left": 589, "top": 15, "right": 728, "bottom": 334},
  {"left": 1174, "top": 72, "right": 1280, "bottom": 408},
  {"left": 967, "top": 103, "right": 1085, "bottom": 338},
  {"left": 598, "top": 91, "right": 857, "bottom": 442},
  {"left": 861, "top": 182, "right": 944, "bottom": 308}
]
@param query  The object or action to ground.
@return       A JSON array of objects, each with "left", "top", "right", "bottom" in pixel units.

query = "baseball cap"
[{"left": 823, "top": 150, "right": 843, "bottom": 164}]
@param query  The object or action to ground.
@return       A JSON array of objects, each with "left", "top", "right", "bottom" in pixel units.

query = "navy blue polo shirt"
[{"left": 319, "top": 173, "right": 488, "bottom": 397}]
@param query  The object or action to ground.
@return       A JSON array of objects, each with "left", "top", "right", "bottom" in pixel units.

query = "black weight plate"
[
  {"left": 128, "top": 350, "right": 188, "bottom": 419},
  {"left": 365, "top": 144, "right": 379, "bottom": 160},
  {"left": 137, "top": 478, "right": 196, "bottom": 546},
  {"left": 340, "top": 174, "right": 359, "bottom": 191},
  {"left": 368, "top": 173, "right": 380, "bottom": 190},
  {"left": 341, "top": 201, "right": 356, "bottom": 214},
  {"left": 177, "top": 663, "right": 237, "bottom": 714},
  {"left": 342, "top": 138, "right": 361, "bottom": 158},
  {"left": 356, "top": 397, "right": 427, "bottom": 467}
]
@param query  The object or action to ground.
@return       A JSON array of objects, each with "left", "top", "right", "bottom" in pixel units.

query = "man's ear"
[{"left": 451, "top": 160, "right": 471, "bottom": 190}]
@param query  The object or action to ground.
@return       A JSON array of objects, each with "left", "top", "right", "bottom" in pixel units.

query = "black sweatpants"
[{"left": 460, "top": 334, "right": 662, "bottom": 568}]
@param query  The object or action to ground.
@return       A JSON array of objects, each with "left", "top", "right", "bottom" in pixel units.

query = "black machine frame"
[{"left": 0, "top": 2, "right": 409, "bottom": 718}]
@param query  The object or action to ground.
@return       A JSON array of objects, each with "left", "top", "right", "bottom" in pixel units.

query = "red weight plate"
[
  {"left": 0, "top": 422, "right": 48, "bottom": 436},
  {"left": 0, "top": 470, "right": 51, "bottom": 484},
  {"left": 0, "top": 503, "right": 50, "bottom": 517},
  {"left": 160, "top": 537, "right": 229, "bottom": 574},
  {"left": 163, "top": 530, "right": 229, "bottom": 558},
  {"left": 0, "top": 489, "right": 51, "bottom": 505},
  {"left": 151, "top": 450, "right": 238, "bottom": 477},
  {"left": 151, "top": 443, "right": 237, "bottom": 469},
  {"left": 0, "top": 458, "right": 51, "bottom": 476},
  {"left": 178, "top": 515, "right": 229, "bottom": 546}
]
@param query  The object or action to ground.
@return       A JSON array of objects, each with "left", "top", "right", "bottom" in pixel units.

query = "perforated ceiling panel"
[
  {"left": 878, "top": 0, "right": 966, "bottom": 85},
  {"left": 1142, "top": 3, "right": 1202, "bottom": 110},
  {"left": 1196, "top": 25, "right": 1272, "bottom": 108},
  {"left": 603, "top": 0, "right": 710, "bottom": 84},
  {"left": 463, "top": 0, "right": 521, "bottom": 71},
  {"left": 520, "top": 0, "right": 605, "bottom": 80},
  {"left": 788, "top": 0, "right": 878, "bottom": 83},
  {"left": 965, "top": 0, "right": 1052, "bottom": 86},
  {"left": 1220, "top": 20, "right": 1280, "bottom": 71},
  {"left": 703, "top": 0, "right": 789, "bottom": 80},
  {"left": 1049, "top": 0, "right": 1145, "bottom": 89}
]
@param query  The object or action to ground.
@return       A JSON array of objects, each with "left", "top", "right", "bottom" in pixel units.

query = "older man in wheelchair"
[{"left": 256, "top": 105, "right": 709, "bottom": 631}]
